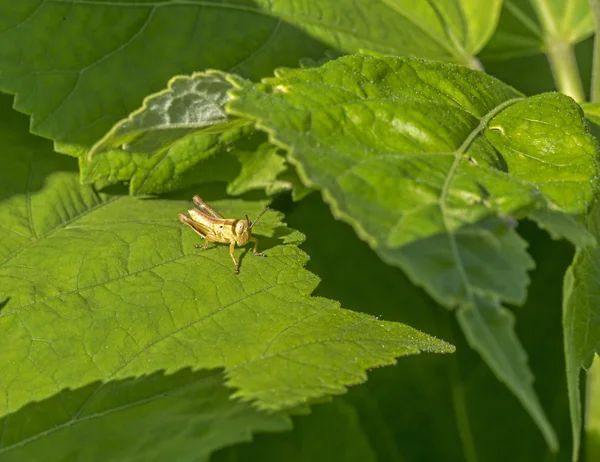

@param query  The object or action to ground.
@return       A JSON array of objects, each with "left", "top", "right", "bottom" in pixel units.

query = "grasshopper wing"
[{"left": 192, "top": 196, "right": 223, "bottom": 219}]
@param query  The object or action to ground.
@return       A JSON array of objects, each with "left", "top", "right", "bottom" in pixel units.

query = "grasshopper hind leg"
[
  {"left": 194, "top": 242, "right": 210, "bottom": 250},
  {"left": 178, "top": 214, "right": 212, "bottom": 251}
]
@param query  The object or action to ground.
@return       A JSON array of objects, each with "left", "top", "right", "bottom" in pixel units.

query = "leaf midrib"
[{"left": 438, "top": 97, "right": 523, "bottom": 304}]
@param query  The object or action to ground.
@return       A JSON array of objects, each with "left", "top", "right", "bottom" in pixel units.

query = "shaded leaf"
[
  {"left": 0, "top": 370, "right": 291, "bottom": 462},
  {"left": 227, "top": 142, "right": 290, "bottom": 196},
  {"left": 530, "top": 209, "right": 596, "bottom": 248}
]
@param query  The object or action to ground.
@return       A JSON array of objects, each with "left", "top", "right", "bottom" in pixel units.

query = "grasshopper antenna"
[{"left": 250, "top": 207, "right": 270, "bottom": 229}]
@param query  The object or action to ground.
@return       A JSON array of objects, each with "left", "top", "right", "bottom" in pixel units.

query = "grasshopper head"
[{"left": 233, "top": 208, "right": 270, "bottom": 244}]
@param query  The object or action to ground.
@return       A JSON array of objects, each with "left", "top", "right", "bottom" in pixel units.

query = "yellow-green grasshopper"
[{"left": 178, "top": 196, "right": 269, "bottom": 274}]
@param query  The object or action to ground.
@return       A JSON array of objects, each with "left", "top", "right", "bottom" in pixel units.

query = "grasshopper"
[{"left": 179, "top": 196, "right": 269, "bottom": 274}]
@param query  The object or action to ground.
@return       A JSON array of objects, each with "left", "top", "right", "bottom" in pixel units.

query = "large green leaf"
[
  {"left": 0, "top": 0, "right": 502, "bottom": 158},
  {"left": 483, "top": 0, "right": 594, "bottom": 60},
  {"left": 563, "top": 203, "right": 600, "bottom": 461},
  {"left": 227, "top": 54, "right": 600, "bottom": 450},
  {"left": 220, "top": 193, "right": 573, "bottom": 462},
  {"left": 0, "top": 94, "right": 453, "bottom": 458}
]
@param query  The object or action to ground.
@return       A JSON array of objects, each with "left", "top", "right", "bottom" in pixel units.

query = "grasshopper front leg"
[
  {"left": 250, "top": 237, "right": 266, "bottom": 257},
  {"left": 229, "top": 241, "right": 240, "bottom": 274}
]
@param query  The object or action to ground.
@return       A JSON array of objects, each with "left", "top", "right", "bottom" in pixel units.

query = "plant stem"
[
  {"left": 546, "top": 41, "right": 585, "bottom": 103},
  {"left": 468, "top": 56, "right": 485, "bottom": 73},
  {"left": 590, "top": 0, "right": 600, "bottom": 102},
  {"left": 586, "top": 357, "right": 600, "bottom": 462}
]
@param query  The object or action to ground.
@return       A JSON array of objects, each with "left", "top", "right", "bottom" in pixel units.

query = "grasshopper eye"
[{"left": 235, "top": 220, "right": 246, "bottom": 235}]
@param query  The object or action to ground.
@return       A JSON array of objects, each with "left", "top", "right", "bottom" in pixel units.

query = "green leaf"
[
  {"left": 83, "top": 117, "right": 289, "bottom": 196},
  {"left": 483, "top": 0, "right": 594, "bottom": 60},
  {"left": 529, "top": 209, "right": 596, "bottom": 248},
  {"left": 563, "top": 203, "right": 600, "bottom": 462},
  {"left": 228, "top": 54, "right": 600, "bottom": 449},
  {"left": 0, "top": 94, "right": 453, "bottom": 457},
  {"left": 0, "top": 0, "right": 502, "bottom": 159},
  {"left": 226, "top": 141, "right": 290, "bottom": 196},
  {"left": 0, "top": 370, "right": 292, "bottom": 462},
  {"left": 452, "top": 0, "right": 504, "bottom": 55},
  {"left": 261, "top": 193, "right": 575, "bottom": 461},
  {"left": 88, "top": 71, "right": 239, "bottom": 158},
  {"left": 81, "top": 72, "right": 293, "bottom": 196}
]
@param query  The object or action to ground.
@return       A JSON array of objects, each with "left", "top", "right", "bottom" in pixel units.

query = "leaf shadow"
[
  {"left": 153, "top": 182, "right": 270, "bottom": 204},
  {"left": 0, "top": 367, "right": 290, "bottom": 460},
  {"left": 201, "top": 225, "right": 297, "bottom": 273}
]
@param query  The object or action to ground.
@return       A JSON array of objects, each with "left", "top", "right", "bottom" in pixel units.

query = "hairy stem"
[{"left": 547, "top": 41, "right": 585, "bottom": 102}]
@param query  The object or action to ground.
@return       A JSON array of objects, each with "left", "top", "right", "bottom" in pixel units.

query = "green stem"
[
  {"left": 586, "top": 357, "right": 600, "bottom": 462},
  {"left": 468, "top": 56, "right": 485, "bottom": 73},
  {"left": 546, "top": 41, "right": 585, "bottom": 102},
  {"left": 589, "top": 0, "right": 600, "bottom": 102}
]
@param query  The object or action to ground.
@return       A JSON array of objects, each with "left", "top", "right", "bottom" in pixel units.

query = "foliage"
[{"left": 0, "top": 0, "right": 600, "bottom": 461}]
